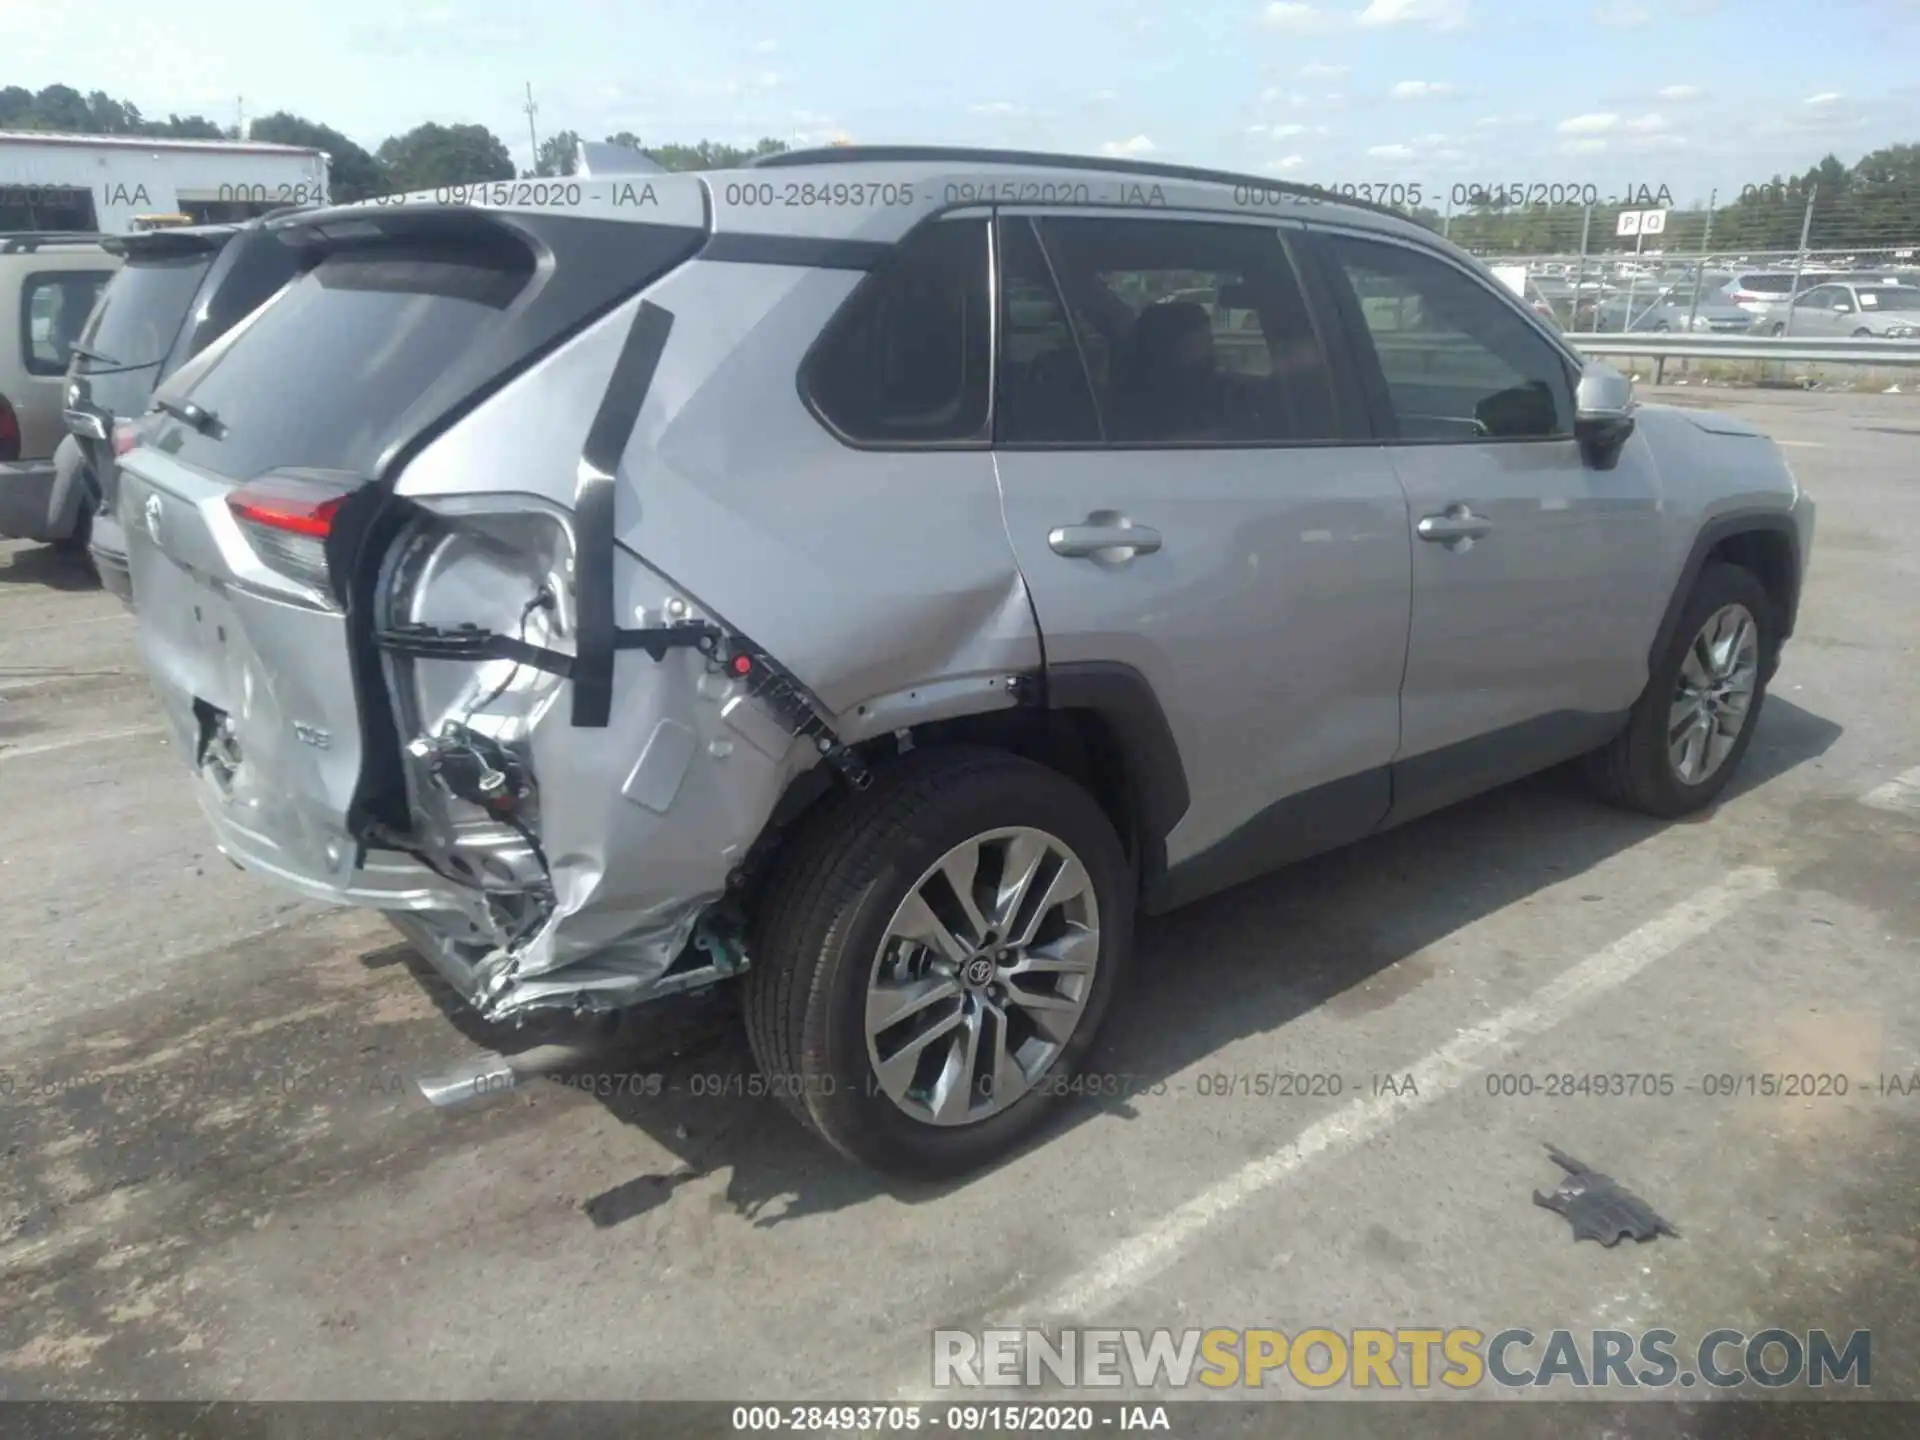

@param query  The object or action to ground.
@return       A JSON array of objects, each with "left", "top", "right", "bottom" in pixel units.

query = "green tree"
[
  {"left": 532, "top": 129, "right": 580, "bottom": 177},
  {"left": 147, "top": 115, "right": 231, "bottom": 140},
  {"left": 376, "top": 122, "right": 515, "bottom": 191},
  {"left": 251, "top": 112, "right": 388, "bottom": 201},
  {"left": 603, "top": 134, "right": 788, "bottom": 171}
]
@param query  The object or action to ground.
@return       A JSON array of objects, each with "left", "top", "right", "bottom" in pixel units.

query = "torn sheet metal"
[{"left": 1533, "top": 1144, "right": 1679, "bottom": 1246}]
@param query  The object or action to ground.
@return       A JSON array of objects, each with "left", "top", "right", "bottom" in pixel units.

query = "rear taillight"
[
  {"left": 112, "top": 421, "right": 139, "bottom": 458},
  {"left": 0, "top": 396, "right": 19, "bottom": 463},
  {"left": 225, "top": 473, "right": 357, "bottom": 593}
]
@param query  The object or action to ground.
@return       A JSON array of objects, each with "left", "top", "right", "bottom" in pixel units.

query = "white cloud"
[
  {"left": 1557, "top": 112, "right": 1619, "bottom": 134},
  {"left": 1559, "top": 138, "right": 1609, "bottom": 154},
  {"left": 1261, "top": 2, "right": 1333, "bottom": 30},
  {"left": 756, "top": 71, "right": 781, "bottom": 87},
  {"left": 1299, "top": 61, "right": 1348, "bottom": 79},
  {"left": 1270, "top": 122, "right": 1309, "bottom": 136},
  {"left": 1473, "top": 113, "right": 1532, "bottom": 128},
  {"left": 1804, "top": 91, "right": 1844, "bottom": 107},
  {"left": 1594, "top": 1, "right": 1652, "bottom": 24},
  {"left": 1268, "top": 154, "right": 1307, "bottom": 171},
  {"left": 1658, "top": 84, "right": 1704, "bottom": 101},
  {"left": 1367, "top": 142, "right": 1416, "bottom": 159},
  {"left": 1357, "top": 0, "right": 1467, "bottom": 29},
  {"left": 1101, "top": 135, "right": 1156, "bottom": 155},
  {"left": 1393, "top": 80, "right": 1456, "bottom": 99},
  {"left": 1625, "top": 112, "right": 1667, "bottom": 132},
  {"left": 752, "top": 38, "right": 777, "bottom": 53},
  {"left": 1247, "top": 123, "right": 1269, "bottom": 134},
  {"left": 972, "top": 101, "right": 1026, "bottom": 115}
]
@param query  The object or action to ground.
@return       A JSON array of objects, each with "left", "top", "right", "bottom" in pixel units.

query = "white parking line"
[
  {"left": 1861, "top": 766, "right": 1920, "bottom": 815},
  {"left": 0, "top": 724, "right": 164, "bottom": 763},
  {"left": 985, "top": 867, "right": 1781, "bottom": 1334},
  {"left": 1776, "top": 440, "right": 1824, "bottom": 449}
]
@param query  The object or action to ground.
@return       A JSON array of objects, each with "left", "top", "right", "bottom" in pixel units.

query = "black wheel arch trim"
[
  {"left": 1042, "top": 661, "right": 1191, "bottom": 889},
  {"left": 1649, "top": 510, "right": 1803, "bottom": 674}
]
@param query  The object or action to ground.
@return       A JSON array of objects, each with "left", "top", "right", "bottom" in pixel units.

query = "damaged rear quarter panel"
[{"left": 387, "top": 257, "right": 1039, "bottom": 1005}]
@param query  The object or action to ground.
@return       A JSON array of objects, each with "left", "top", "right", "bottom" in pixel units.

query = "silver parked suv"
[{"left": 114, "top": 147, "right": 1815, "bottom": 1177}]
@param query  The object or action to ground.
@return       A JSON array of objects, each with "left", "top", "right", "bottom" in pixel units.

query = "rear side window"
[
  {"left": 996, "top": 217, "right": 1102, "bottom": 444},
  {"left": 1739, "top": 274, "right": 1794, "bottom": 294},
  {"left": 156, "top": 242, "right": 532, "bottom": 481},
  {"left": 804, "top": 219, "right": 991, "bottom": 445},
  {"left": 1025, "top": 216, "right": 1340, "bottom": 444},
  {"left": 1324, "top": 234, "right": 1573, "bottom": 442},
  {"left": 76, "top": 255, "right": 212, "bottom": 370},
  {"left": 21, "top": 270, "right": 113, "bottom": 376}
]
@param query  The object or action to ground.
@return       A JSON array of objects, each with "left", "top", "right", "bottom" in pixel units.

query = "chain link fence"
[{"left": 1421, "top": 184, "right": 1920, "bottom": 338}]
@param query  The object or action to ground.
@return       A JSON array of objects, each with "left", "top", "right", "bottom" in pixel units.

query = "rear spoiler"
[{"left": 102, "top": 228, "right": 232, "bottom": 259}]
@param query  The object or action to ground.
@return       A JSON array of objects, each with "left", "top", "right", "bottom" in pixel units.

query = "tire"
[
  {"left": 1852, "top": 328, "right": 1872, "bottom": 338},
  {"left": 53, "top": 500, "right": 92, "bottom": 556},
  {"left": 1770, "top": 322, "right": 1786, "bottom": 337},
  {"left": 743, "top": 745, "right": 1134, "bottom": 1179},
  {"left": 1582, "top": 562, "right": 1775, "bottom": 818}
]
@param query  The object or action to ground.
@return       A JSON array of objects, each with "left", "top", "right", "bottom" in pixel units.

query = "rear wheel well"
[
  {"left": 1705, "top": 528, "right": 1797, "bottom": 643},
  {"left": 746, "top": 707, "right": 1147, "bottom": 909}
]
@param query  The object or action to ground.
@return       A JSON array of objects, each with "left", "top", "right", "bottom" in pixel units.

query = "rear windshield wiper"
[{"left": 154, "top": 395, "right": 223, "bottom": 437}]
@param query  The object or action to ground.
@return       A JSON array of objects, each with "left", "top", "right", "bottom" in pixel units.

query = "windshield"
[
  {"left": 1858, "top": 289, "right": 1920, "bottom": 311},
  {"left": 76, "top": 254, "right": 214, "bottom": 369}
]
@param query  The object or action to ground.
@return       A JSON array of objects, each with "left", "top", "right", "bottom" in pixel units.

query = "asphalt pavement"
[{"left": 1, "top": 387, "right": 1916, "bottom": 1420}]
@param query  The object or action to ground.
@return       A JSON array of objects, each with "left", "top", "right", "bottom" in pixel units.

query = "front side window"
[
  {"left": 804, "top": 219, "right": 991, "bottom": 445},
  {"left": 21, "top": 270, "right": 114, "bottom": 376},
  {"left": 1324, "top": 233, "right": 1573, "bottom": 442},
  {"left": 1019, "top": 215, "right": 1340, "bottom": 444}
]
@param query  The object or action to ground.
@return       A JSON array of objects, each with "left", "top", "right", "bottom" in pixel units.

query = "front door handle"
[
  {"left": 1049, "top": 521, "right": 1163, "bottom": 559},
  {"left": 1416, "top": 506, "right": 1493, "bottom": 545}
]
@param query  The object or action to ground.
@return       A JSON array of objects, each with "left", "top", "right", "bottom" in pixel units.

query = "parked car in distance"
[
  {"left": 1715, "top": 270, "right": 1838, "bottom": 324},
  {"left": 1772, "top": 281, "right": 1920, "bottom": 338},
  {"left": 1593, "top": 284, "right": 1756, "bottom": 334},
  {"left": 62, "top": 215, "right": 311, "bottom": 604},
  {"left": 0, "top": 233, "right": 118, "bottom": 557},
  {"left": 114, "top": 148, "right": 1815, "bottom": 1178}
]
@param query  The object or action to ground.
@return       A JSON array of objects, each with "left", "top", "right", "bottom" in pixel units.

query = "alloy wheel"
[
  {"left": 1668, "top": 602, "right": 1760, "bottom": 785},
  {"left": 865, "top": 827, "right": 1100, "bottom": 1126}
]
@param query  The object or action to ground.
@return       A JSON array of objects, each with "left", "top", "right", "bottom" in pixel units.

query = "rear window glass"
[
  {"left": 1738, "top": 274, "right": 1794, "bottom": 294},
  {"left": 78, "top": 256, "right": 212, "bottom": 369},
  {"left": 157, "top": 243, "right": 532, "bottom": 482}
]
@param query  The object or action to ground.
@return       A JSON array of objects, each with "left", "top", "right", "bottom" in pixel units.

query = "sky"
[{"left": 6, "top": 0, "right": 1920, "bottom": 203}]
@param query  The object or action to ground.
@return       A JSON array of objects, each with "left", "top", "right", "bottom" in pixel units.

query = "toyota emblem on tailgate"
[{"left": 143, "top": 493, "right": 163, "bottom": 545}]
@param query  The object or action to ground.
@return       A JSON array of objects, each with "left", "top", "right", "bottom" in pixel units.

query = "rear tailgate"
[{"left": 117, "top": 192, "right": 707, "bottom": 897}]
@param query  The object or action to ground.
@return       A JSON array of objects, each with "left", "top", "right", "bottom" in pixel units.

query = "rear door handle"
[
  {"left": 1416, "top": 506, "right": 1493, "bottom": 544},
  {"left": 1049, "top": 522, "right": 1163, "bottom": 558}
]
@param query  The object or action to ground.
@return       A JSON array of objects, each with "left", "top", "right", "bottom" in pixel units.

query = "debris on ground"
[{"left": 1532, "top": 1144, "right": 1679, "bottom": 1246}]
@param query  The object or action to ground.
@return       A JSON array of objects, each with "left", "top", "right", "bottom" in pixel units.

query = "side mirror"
[
  {"left": 61, "top": 376, "right": 111, "bottom": 442},
  {"left": 1574, "top": 362, "right": 1636, "bottom": 471}
]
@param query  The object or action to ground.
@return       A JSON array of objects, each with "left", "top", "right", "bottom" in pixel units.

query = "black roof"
[{"left": 746, "top": 145, "right": 1412, "bottom": 224}]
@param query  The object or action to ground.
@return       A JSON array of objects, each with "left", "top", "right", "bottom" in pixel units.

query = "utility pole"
[
  {"left": 523, "top": 82, "right": 541, "bottom": 175},
  {"left": 235, "top": 96, "right": 245, "bottom": 140}
]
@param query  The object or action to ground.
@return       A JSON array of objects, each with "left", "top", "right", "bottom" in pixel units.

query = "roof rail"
[
  {"left": 746, "top": 145, "right": 1416, "bottom": 225},
  {"left": 0, "top": 231, "right": 107, "bottom": 254}
]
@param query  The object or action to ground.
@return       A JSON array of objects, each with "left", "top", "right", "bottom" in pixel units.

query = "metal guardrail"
[{"left": 1565, "top": 333, "right": 1920, "bottom": 366}]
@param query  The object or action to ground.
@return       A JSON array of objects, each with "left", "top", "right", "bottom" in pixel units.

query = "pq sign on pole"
[{"left": 1615, "top": 208, "right": 1668, "bottom": 237}]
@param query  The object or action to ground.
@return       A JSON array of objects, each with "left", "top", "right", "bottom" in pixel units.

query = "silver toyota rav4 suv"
[{"left": 115, "top": 146, "right": 1814, "bottom": 1178}]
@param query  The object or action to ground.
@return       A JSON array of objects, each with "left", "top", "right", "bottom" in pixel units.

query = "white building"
[{"left": 0, "top": 131, "right": 331, "bottom": 234}]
